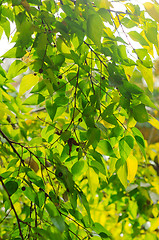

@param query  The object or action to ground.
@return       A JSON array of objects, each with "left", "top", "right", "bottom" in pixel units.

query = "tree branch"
[
  {"left": 0, "top": 129, "right": 25, "bottom": 166},
  {"left": 0, "top": 177, "right": 24, "bottom": 240}
]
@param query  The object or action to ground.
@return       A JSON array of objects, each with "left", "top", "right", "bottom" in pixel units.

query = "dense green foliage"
[{"left": 0, "top": 0, "right": 159, "bottom": 239}]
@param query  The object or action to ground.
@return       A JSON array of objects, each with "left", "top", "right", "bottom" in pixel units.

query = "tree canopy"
[{"left": 0, "top": 0, "right": 159, "bottom": 239}]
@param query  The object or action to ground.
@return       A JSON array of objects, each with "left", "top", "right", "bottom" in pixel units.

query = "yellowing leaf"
[
  {"left": 19, "top": 74, "right": 39, "bottom": 96},
  {"left": 149, "top": 218, "right": 159, "bottom": 232},
  {"left": 1, "top": 88, "right": 11, "bottom": 101},
  {"left": 56, "top": 37, "right": 71, "bottom": 54},
  {"left": 0, "top": 103, "right": 15, "bottom": 120},
  {"left": 87, "top": 167, "right": 99, "bottom": 195},
  {"left": 148, "top": 115, "right": 159, "bottom": 130},
  {"left": 99, "top": 0, "right": 113, "bottom": 8},
  {"left": 137, "top": 64, "right": 153, "bottom": 92},
  {"left": 117, "top": 162, "right": 127, "bottom": 188},
  {"left": 113, "top": 14, "right": 124, "bottom": 29},
  {"left": 94, "top": 0, "right": 113, "bottom": 9},
  {"left": 127, "top": 155, "right": 138, "bottom": 183},
  {"left": 144, "top": 2, "right": 159, "bottom": 22},
  {"left": 123, "top": 66, "right": 135, "bottom": 80},
  {"left": 128, "top": 201, "right": 138, "bottom": 219}
]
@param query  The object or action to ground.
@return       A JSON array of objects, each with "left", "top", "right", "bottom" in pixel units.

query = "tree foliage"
[{"left": 0, "top": 0, "right": 159, "bottom": 239}]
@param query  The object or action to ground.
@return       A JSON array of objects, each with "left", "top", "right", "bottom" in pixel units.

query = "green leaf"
[
  {"left": 54, "top": 96, "right": 69, "bottom": 106},
  {"left": 135, "top": 49, "right": 153, "bottom": 68},
  {"left": 128, "top": 201, "right": 138, "bottom": 219},
  {"left": 119, "top": 135, "right": 134, "bottom": 160},
  {"left": 61, "top": 131, "right": 71, "bottom": 141},
  {"left": 145, "top": 20, "right": 158, "bottom": 46},
  {"left": 121, "top": 17, "right": 137, "bottom": 28},
  {"left": 16, "top": 21, "right": 33, "bottom": 47},
  {"left": 71, "top": 160, "right": 85, "bottom": 177},
  {"left": 87, "top": 128, "right": 100, "bottom": 149},
  {"left": 87, "top": 13, "right": 103, "bottom": 49},
  {"left": 23, "top": 93, "right": 45, "bottom": 105},
  {"left": 51, "top": 216, "right": 65, "bottom": 233},
  {"left": 55, "top": 165, "right": 74, "bottom": 193},
  {"left": 31, "top": 80, "right": 46, "bottom": 93},
  {"left": 131, "top": 127, "right": 146, "bottom": 159},
  {"left": 0, "top": 17, "right": 10, "bottom": 39},
  {"left": 1, "top": 47, "right": 25, "bottom": 58},
  {"left": 45, "top": 202, "right": 59, "bottom": 218},
  {"left": 19, "top": 74, "right": 40, "bottom": 96},
  {"left": 4, "top": 180, "right": 18, "bottom": 196},
  {"left": 93, "top": 222, "right": 112, "bottom": 238},
  {"left": 79, "top": 191, "right": 91, "bottom": 222},
  {"left": 97, "top": 140, "right": 115, "bottom": 157},
  {"left": 98, "top": 8, "right": 112, "bottom": 25},
  {"left": 36, "top": 32, "right": 48, "bottom": 58},
  {"left": 7, "top": 60, "right": 27, "bottom": 80},
  {"left": 26, "top": 169, "right": 45, "bottom": 189},
  {"left": 7, "top": 158, "right": 19, "bottom": 169},
  {"left": 22, "top": 186, "right": 36, "bottom": 203},
  {"left": 128, "top": 31, "right": 149, "bottom": 46},
  {"left": 46, "top": 100, "right": 57, "bottom": 122},
  {"left": 138, "top": 94, "right": 158, "bottom": 110},
  {"left": 37, "top": 190, "right": 46, "bottom": 208},
  {"left": 132, "top": 103, "right": 149, "bottom": 123}
]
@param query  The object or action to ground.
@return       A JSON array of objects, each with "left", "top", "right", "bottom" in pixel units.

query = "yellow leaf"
[
  {"left": 127, "top": 154, "right": 138, "bottom": 183},
  {"left": 117, "top": 162, "right": 127, "bottom": 188},
  {"left": 19, "top": 74, "right": 39, "bottom": 96},
  {"left": 128, "top": 116, "right": 137, "bottom": 128},
  {"left": 148, "top": 115, "right": 159, "bottom": 130},
  {"left": 87, "top": 167, "right": 99, "bottom": 195},
  {"left": 149, "top": 218, "right": 159, "bottom": 232},
  {"left": 0, "top": 103, "right": 15, "bottom": 120},
  {"left": 99, "top": 0, "right": 113, "bottom": 8},
  {"left": 128, "top": 201, "right": 138, "bottom": 219},
  {"left": 113, "top": 14, "right": 124, "bottom": 29},
  {"left": 137, "top": 64, "right": 153, "bottom": 92},
  {"left": 144, "top": 2, "right": 159, "bottom": 22},
  {"left": 123, "top": 66, "right": 135, "bottom": 80},
  {"left": 1, "top": 88, "right": 11, "bottom": 101}
]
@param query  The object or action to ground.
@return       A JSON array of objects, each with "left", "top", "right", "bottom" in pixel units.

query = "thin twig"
[
  {"left": 0, "top": 177, "right": 24, "bottom": 240},
  {"left": 0, "top": 129, "right": 25, "bottom": 166}
]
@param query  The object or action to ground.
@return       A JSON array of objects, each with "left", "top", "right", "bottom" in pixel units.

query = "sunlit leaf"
[
  {"left": 87, "top": 167, "right": 99, "bottom": 195},
  {"left": 137, "top": 64, "right": 153, "bottom": 92},
  {"left": 144, "top": 2, "right": 159, "bottom": 22},
  {"left": 23, "top": 93, "right": 45, "bottom": 105},
  {"left": 128, "top": 31, "right": 149, "bottom": 46},
  {"left": 127, "top": 154, "right": 138, "bottom": 183},
  {"left": 87, "top": 13, "right": 103, "bottom": 49},
  {"left": 19, "top": 74, "right": 40, "bottom": 96},
  {"left": 148, "top": 115, "right": 159, "bottom": 130},
  {"left": 117, "top": 162, "right": 127, "bottom": 188},
  {"left": 128, "top": 201, "right": 138, "bottom": 219}
]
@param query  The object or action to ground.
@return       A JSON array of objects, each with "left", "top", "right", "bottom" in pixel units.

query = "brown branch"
[
  {"left": 0, "top": 177, "right": 24, "bottom": 240},
  {"left": 0, "top": 129, "right": 25, "bottom": 166}
]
